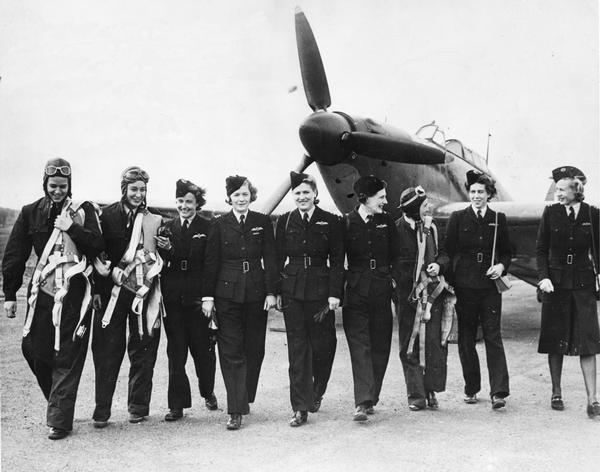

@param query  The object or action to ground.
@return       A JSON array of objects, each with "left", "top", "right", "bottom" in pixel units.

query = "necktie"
[
  {"left": 127, "top": 210, "right": 135, "bottom": 228},
  {"left": 303, "top": 212, "right": 309, "bottom": 227},
  {"left": 477, "top": 210, "right": 483, "bottom": 223},
  {"left": 182, "top": 219, "right": 189, "bottom": 237},
  {"left": 568, "top": 206, "right": 575, "bottom": 223},
  {"left": 239, "top": 214, "right": 245, "bottom": 229},
  {"left": 366, "top": 214, "right": 373, "bottom": 224}
]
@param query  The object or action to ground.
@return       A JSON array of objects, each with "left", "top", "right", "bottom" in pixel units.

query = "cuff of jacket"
[{"left": 3, "top": 291, "right": 17, "bottom": 302}]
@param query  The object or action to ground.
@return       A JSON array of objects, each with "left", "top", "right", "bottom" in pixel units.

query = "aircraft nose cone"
[{"left": 299, "top": 111, "right": 352, "bottom": 165}]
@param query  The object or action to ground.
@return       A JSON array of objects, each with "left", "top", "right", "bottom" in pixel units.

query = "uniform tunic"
[
  {"left": 2, "top": 197, "right": 104, "bottom": 431},
  {"left": 275, "top": 206, "right": 344, "bottom": 411},
  {"left": 91, "top": 202, "right": 162, "bottom": 421},
  {"left": 343, "top": 210, "right": 401, "bottom": 407},
  {"left": 394, "top": 218, "right": 449, "bottom": 406},
  {"left": 202, "top": 210, "right": 277, "bottom": 415},
  {"left": 536, "top": 202, "right": 600, "bottom": 355},
  {"left": 444, "top": 206, "right": 511, "bottom": 398},
  {"left": 159, "top": 215, "right": 216, "bottom": 410}
]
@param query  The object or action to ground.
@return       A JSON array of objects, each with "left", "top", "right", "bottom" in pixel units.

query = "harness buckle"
[
  {"left": 566, "top": 254, "right": 573, "bottom": 265},
  {"left": 242, "top": 261, "right": 250, "bottom": 273},
  {"left": 476, "top": 252, "right": 483, "bottom": 263},
  {"left": 180, "top": 260, "right": 188, "bottom": 271},
  {"left": 369, "top": 259, "right": 377, "bottom": 270},
  {"left": 304, "top": 255, "right": 312, "bottom": 269}
]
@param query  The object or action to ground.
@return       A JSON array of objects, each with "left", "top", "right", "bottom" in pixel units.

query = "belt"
[
  {"left": 459, "top": 251, "right": 486, "bottom": 263},
  {"left": 169, "top": 259, "right": 191, "bottom": 271},
  {"left": 287, "top": 256, "right": 327, "bottom": 269},
  {"left": 349, "top": 259, "right": 388, "bottom": 271},
  {"left": 551, "top": 254, "right": 576, "bottom": 265},
  {"left": 221, "top": 259, "right": 262, "bottom": 274}
]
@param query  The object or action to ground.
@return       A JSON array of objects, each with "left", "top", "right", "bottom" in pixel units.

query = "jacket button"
[{"left": 241, "top": 246, "right": 245, "bottom": 250}]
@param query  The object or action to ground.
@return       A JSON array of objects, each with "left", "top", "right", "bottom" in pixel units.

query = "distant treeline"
[{"left": 0, "top": 207, "right": 19, "bottom": 227}]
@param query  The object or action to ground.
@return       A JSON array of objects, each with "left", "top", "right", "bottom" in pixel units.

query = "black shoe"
[
  {"left": 365, "top": 406, "right": 375, "bottom": 415},
  {"left": 93, "top": 419, "right": 108, "bottom": 429},
  {"left": 353, "top": 405, "right": 368, "bottom": 422},
  {"left": 551, "top": 395, "right": 564, "bottom": 411},
  {"left": 463, "top": 394, "right": 478, "bottom": 404},
  {"left": 491, "top": 395, "right": 506, "bottom": 410},
  {"left": 289, "top": 410, "right": 308, "bottom": 427},
  {"left": 426, "top": 392, "right": 439, "bottom": 409},
  {"left": 48, "top": 427, "right": 69, "bottom": 440},
  {"left": 128, "top": 413, "right": 146, "bottom": 424},
  {"left": 165, "top": 408, "right": 183, "bottom": 421},
  {"left": 205, "top": 393, "right": 218, "bottom": 411},
  {"left": 586, "top": 402, "right": 600, "bottom": 418},
  {"left": 226, "top": 414, "right": 242, "bottom": 430},
  {"left": 308, "top": 397, "right": 322, "bottom": 413}
]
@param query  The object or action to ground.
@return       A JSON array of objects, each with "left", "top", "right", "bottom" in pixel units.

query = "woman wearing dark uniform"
[
  {"left": 444, "top": 170, "right": 511, "bottom": 409},
  {"left": 156, "top": 179, "right": 218, "bottom": 422},
  {"left": 275, "top": 172, "right": 344, "bottom": 426},
  {"left": 394, "top": 186, "right": 452, "bottom": 411},
  {"left": 92, "top": 166, "right": 164, "bottom": 427},
  {"left": 343, "top": 175, "right": 401, "bottom": 421},
  {"left": 536, "top": 166, "right": 600, "bottom": 418},
  {"left": 202, "top": 175, "right": 277, "bottom": 430},
  {"left": 2, "top": 158, "right": 104, "bottom": 439}
]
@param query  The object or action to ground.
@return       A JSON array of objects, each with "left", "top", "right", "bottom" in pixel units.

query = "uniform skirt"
[{"left": 538, "top": 288, "right": 600, "bottom": 356}]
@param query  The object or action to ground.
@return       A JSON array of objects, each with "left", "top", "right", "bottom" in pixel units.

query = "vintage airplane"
[{"left": 251, "top": 7, "right": 595, "bottom": 287}]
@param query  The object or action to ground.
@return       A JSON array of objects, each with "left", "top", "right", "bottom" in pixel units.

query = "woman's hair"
[
  {"left": 466, "top": 174, "right": 497, "bottom": 201},
  {"left": 226, "top": 179, "right": 258, "bottom": 205},
  {"left": 560, "top": 177, "right": 585, "bottom": 202}
]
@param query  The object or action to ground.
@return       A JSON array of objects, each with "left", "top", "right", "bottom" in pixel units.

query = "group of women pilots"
[{"left": 3, "top": 159, "right": 600, "bottom": 440}]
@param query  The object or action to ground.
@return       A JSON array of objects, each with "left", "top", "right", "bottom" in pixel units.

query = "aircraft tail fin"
[{"left": 544, "top": 182, "right": 555, "bottom": 201}]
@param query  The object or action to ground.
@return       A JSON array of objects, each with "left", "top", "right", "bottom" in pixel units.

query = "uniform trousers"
[
  {"left": 282, "top": 297, "right": 337, "bottom": 411},
  {"left": 343, "top": 287, "right": 393, "bottom": 407},
  {"left": 455, "top": 287, "right": 509, "bottom": 398},
  {"left": 396, "top": 292, "right": 447, "bottom": 406},
  {"left": 214, "top": 299, "right": 267, "bottom": 415},
  {"left": 163, "top": 301, "right": 216, "bottom": 409},
  {"left": 22, "top": 288, "right": 90, "bottom": 431},
  {"left": 92, "top": 291, "right": 160, "bottom": 421}
]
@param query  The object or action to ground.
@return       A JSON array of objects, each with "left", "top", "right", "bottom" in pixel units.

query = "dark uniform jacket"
[
  {"left": 275, "top": 206, "right": 344, "bottom": 301},
  {"left": 444, "top": 206, "right": 511, "bottom": 290},
  {"left": 95, "top": 201, "right": 160, "bottom": 298},
  {"left": 2, "top": 197, "right": 104, "bottom": 301},
  {"left": 536, "top": 202, "right": 600, "bottom": 290},
  {"left": 393, "top": 218, "right": 449, "bottom": 296},
  {"left": 202, "top": 210, "right": 277, "bottom": 304},
  {"left": 343, "top": 210, "right": 401, "bottom": 297},
  {"left": 159, "top": 215, "right": 211, "bottom": 307}
]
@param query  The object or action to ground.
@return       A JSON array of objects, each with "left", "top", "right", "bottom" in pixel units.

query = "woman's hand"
[
  {"left": 426, "top": 263, "right": 440, "bottom": 277},
  {"left": 275, "top": 295, "right": 283, "bottom": 311},
  {"left": 4, "top": 301, "right": 16, "bottom": 318},
  {"left": 328, "top": 297, "right": 340, "bottom": 311},
  {"left": 92, "top": 294, "right": 102, "bottom": 311},
  {"left": 202, "top": 300, "right": 215, "bottom": 318},
  {"left": 538, "top": 278, "right": 554, "bottom": 293},
  {"left": 54, "top": 213, "right": 73, "bottom": 231},
  {"left": 264, "top": 295, "right": 277, "bottom": 311},
  {"left": 486, "top": 263, "right": 504, "bottom": 280}
]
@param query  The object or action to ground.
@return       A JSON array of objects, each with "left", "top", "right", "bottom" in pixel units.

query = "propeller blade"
[
  {"left": 341, "top": 132, "right": 447, "bottom": 165},
  {"left": 295, "top": 8, "right": 331, "bottom": 111},
  {"left": 257, "top": 154, "right": 313, "bottom": 215}
]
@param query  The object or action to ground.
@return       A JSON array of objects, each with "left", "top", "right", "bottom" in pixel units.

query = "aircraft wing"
[{"left": 434, "top": 201, "right": 550, "bottom": 286}]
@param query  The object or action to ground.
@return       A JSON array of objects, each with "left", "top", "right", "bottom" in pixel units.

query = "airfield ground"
[{"left": 1, "top": 225, "right": 599, "bottom": 471}]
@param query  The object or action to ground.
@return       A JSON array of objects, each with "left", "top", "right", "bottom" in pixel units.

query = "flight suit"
[
  {"left": 2, "top": 197, "right": 104, "bottom": 431},
  {"left": 275, "top": 207, "right": 344, "bottom": 412},
  {"left": 444, "top": 206, "right": 511, "bottom": 398},
  {"left": 92, "top": 202, "right": 162, "bottom": 422},
  {"left": 394, "top": 218, "right": 449, "bottom": 407},
  {"left": 343, "top": 210, "right": 401, "bottom": 407},
  {"left": 159, "top": 215, "right": 216, "bottom": 410},
  {"left": 536, "top": 202, "right": 600, "bottom": 355},
  {"left": 202, "top": 210, "right": 277, "bottom": 415}
]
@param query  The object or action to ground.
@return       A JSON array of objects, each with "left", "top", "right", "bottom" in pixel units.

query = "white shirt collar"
[
  {"left": 565, "top": 202, "right": 581, "bottom": 217},
  {"left": 403, "top": 214, "right": 416, "bottom": 230},
  {"left": 357, "top": 205, "right": 374, "bottom": 223},
  {"left": 232, "top": 209, "right": 248, "bottom": 223},
  {"left": 471, "top": 205, "right": 487, "bottom": 217},
  {"left": 180, "top": 214, "right": 196, "bottom": 226},
  {"left": 299, "top": 206, "right": 316, "bottom": 221}
]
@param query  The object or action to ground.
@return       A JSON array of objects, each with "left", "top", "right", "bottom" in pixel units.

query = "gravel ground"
[{"left": 1, "top": 278, "right": 599, "bottom": 472}]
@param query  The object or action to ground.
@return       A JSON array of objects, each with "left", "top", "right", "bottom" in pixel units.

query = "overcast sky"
[{"left": 1, "top": 0, "right": 598, "bottom": 211}]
